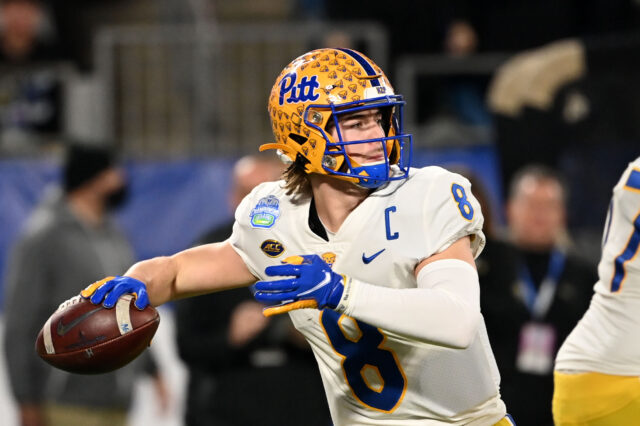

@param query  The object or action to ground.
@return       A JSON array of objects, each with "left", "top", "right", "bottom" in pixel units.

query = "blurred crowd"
[{"left": 0, "top": 1, "right": 639, "bottom": 425}]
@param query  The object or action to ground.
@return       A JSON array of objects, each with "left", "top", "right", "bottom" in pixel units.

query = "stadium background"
[{"left": 0, "top": 1, "right": 639, "bottom": 424}]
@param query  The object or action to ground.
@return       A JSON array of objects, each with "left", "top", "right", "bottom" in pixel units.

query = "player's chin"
[{"left": 352, "top": 157, "right": 386, "bottom": 166}]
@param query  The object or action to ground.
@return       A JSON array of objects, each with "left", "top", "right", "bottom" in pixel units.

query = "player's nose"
[{"left": 364, "top": 122, "right": 385, "bottom": 140}]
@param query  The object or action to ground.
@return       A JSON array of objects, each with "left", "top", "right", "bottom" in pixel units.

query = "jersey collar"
[{"left": 308, "top": 197, "right": 329, "bottom": 241}]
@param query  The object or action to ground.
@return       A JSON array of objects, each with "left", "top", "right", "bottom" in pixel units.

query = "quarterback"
[
  {"left": 83, "top": 48, "right": 512, "bottom": 425},
  {"left": 553, "top": 157, "right": 640, "bottom": 425}
]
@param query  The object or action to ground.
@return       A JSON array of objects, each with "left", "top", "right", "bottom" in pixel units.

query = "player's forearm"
[
  {"left": 337, "top": 259, "right": 482, "bottom": 348},
  {"left": 126, "top": 241, "right": 257, "bottom": 305}
]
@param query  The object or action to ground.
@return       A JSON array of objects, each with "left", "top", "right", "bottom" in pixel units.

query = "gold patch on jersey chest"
[{"left": 321, "top": 252, "right": 336, "bottom": 267}]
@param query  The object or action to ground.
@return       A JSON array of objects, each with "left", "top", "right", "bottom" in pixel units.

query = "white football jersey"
[
  {"left": 230, "top": 166, "right": 506, "bottom": 425},
  {"left": 556, "top": 157, "right": 640, "bottom": 375}
]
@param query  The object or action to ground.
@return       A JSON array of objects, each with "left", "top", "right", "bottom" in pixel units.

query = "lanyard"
[{"left": 517, "top": 249, "right": 566, "bottom": 320}]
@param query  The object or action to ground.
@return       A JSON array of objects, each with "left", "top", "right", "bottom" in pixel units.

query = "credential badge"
[{"left": 250, "top": 195, "right": 281, "bottom": 229}]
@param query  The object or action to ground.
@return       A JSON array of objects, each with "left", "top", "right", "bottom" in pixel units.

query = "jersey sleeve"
[
  {"left": 228, "top": 186, "right": 264, "bottom": 279},
  {"left": 420, "top": 169, "right": 486, "bottom": 259}
]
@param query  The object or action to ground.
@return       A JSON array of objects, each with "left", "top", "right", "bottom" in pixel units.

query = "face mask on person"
[{"left": 105, "top": 183, "right": 129, "bottom": 210}]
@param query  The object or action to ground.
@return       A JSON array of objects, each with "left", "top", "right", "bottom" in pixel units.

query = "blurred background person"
[
  {"left": 0, "top": 0, "right": 65, "bottom": 153},
  {"left": 487, "top": 35, "right": 640, "bottom": 250},
  {"left": 0, "top": 0, "right": 59, "bottom": 72},
  {"left": 175, "top": 154, "right": 331, "bottom": 426},
  {"left": 0, "top": 0, "right": 59, "bottom": 64},
  {"left": 3, "top": 143, "right": 167, "bottom": 426},
  {"left": 479, "top": 164, "right": 596, "bottom": 426}
]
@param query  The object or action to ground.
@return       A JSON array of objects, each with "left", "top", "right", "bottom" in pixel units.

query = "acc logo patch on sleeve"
[
  {"left": 250, "top": 195, "right": 281, "bottom": 228},
  {"left": 261, "top": 239, "right": 285, "bottom": 257}
]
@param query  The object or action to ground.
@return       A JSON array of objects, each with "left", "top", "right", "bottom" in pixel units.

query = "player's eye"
[{"left": 343, "top": 119, "right": 361, "bottom": 129}]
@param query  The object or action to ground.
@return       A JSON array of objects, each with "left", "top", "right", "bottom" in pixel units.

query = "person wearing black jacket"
[
  {"left": 477, "top": 165, "right": 597, "bottom": 426},
  {"left": 175, "top": 155, "right": 330, "bottom": 426}
]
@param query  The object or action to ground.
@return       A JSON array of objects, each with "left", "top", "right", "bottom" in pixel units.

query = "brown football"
[{"left": 35, "top": 294, "right": 160, "bottom": 374}]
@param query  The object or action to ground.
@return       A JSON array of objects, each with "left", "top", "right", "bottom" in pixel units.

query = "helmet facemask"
[{"left": 310, "top": 96, "right": 412, "bottom": 189}]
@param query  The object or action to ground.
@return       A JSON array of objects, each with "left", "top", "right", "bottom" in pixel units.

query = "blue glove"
[
  {"left": 81, "top": 276, "right": 149, "bottom": 310},
  {"left": 254, "top": 255, "right": 345, "bottom": 316}
]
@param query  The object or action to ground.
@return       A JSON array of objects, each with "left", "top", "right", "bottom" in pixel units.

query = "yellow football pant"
[
  {"left": 553, "top": 371, "right": 640, "bottom": 425},
  {"left": 44, "top": 403, "right": 127, "bottom": 426},
  {"left": 493, "top": 415, "right": 516, "bottom": 425}
]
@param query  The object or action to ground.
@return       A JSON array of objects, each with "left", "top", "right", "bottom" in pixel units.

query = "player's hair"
[
  {"left": 282, "top": 156, "right": 312, "bottom": 198},
  {"left": 280, "top": 117, "right": 346, "bottom": 198}
]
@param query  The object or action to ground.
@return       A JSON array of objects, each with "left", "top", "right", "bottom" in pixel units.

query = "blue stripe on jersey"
[
  {"left": 336, "top": 48, "right": 380, "bottom": 87},
  {"left": 624, "top": 169, "right": 640, "bottom": 191},
  {"left": 611, "top": 211, "right": 640, "bottom": 292}
]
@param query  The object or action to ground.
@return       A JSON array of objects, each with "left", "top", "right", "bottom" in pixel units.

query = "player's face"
[
  {"left": 507, "top": 177, "right": 566, "bottom": 250},
  {"left": 330, "top": 109, "right": 386, "bottom": 164}
]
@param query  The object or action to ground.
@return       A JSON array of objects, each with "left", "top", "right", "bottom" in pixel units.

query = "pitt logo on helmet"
[{"left": 278, "top": 72, "right": 320, "bottom": 106}]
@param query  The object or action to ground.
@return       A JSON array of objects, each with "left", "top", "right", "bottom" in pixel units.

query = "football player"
[
  {"left": 553, "top": 156, "right": 640, "bottom": 425},
  {"left": 82, "top": 48, "right": 514, "bottom": 425}
]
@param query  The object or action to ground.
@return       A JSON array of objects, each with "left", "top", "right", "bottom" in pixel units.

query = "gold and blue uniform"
[{"left": 230, "top": 166, "right": 507, "bottom": 425}]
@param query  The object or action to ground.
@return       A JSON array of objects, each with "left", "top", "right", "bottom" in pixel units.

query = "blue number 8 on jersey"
[
  {"left": 320, "top": 310, "right": 407, "bottom": 412},
  {"left": 451, "top": 183, "right": 474, "bottom": 221}
]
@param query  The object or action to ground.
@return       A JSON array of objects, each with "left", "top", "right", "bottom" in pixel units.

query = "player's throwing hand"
[
  {"left": 81, "top": 276, "right": 150, "bottom": 310},
  {"left": 254, "top": 255, "right": 345, "bottom": 316}
]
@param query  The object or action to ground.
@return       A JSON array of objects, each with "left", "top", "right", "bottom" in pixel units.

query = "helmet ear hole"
[
  {"left": 324, "top": 115, "right": 337, "bottom": 138},
  {"left": 388, "top": 141, "right": 400, "bottom": 165},
  {"left": 380, "top": 107, "right": 394, "bottom": 136},
  {"left": 288, "top": 133, "right": 307, "bottom": 145}
]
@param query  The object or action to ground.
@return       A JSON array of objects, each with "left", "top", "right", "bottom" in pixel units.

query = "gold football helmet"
[{"left": 261, "top": 48, "right": 412, "bottom": 188}]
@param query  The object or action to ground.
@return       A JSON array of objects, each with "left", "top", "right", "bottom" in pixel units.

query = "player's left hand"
[
  {"left": 254, "top": 255, "right": 345, "bottom": 316},
  {"left": 81, "top": 276, "right": 150, "bottom": 310}
]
